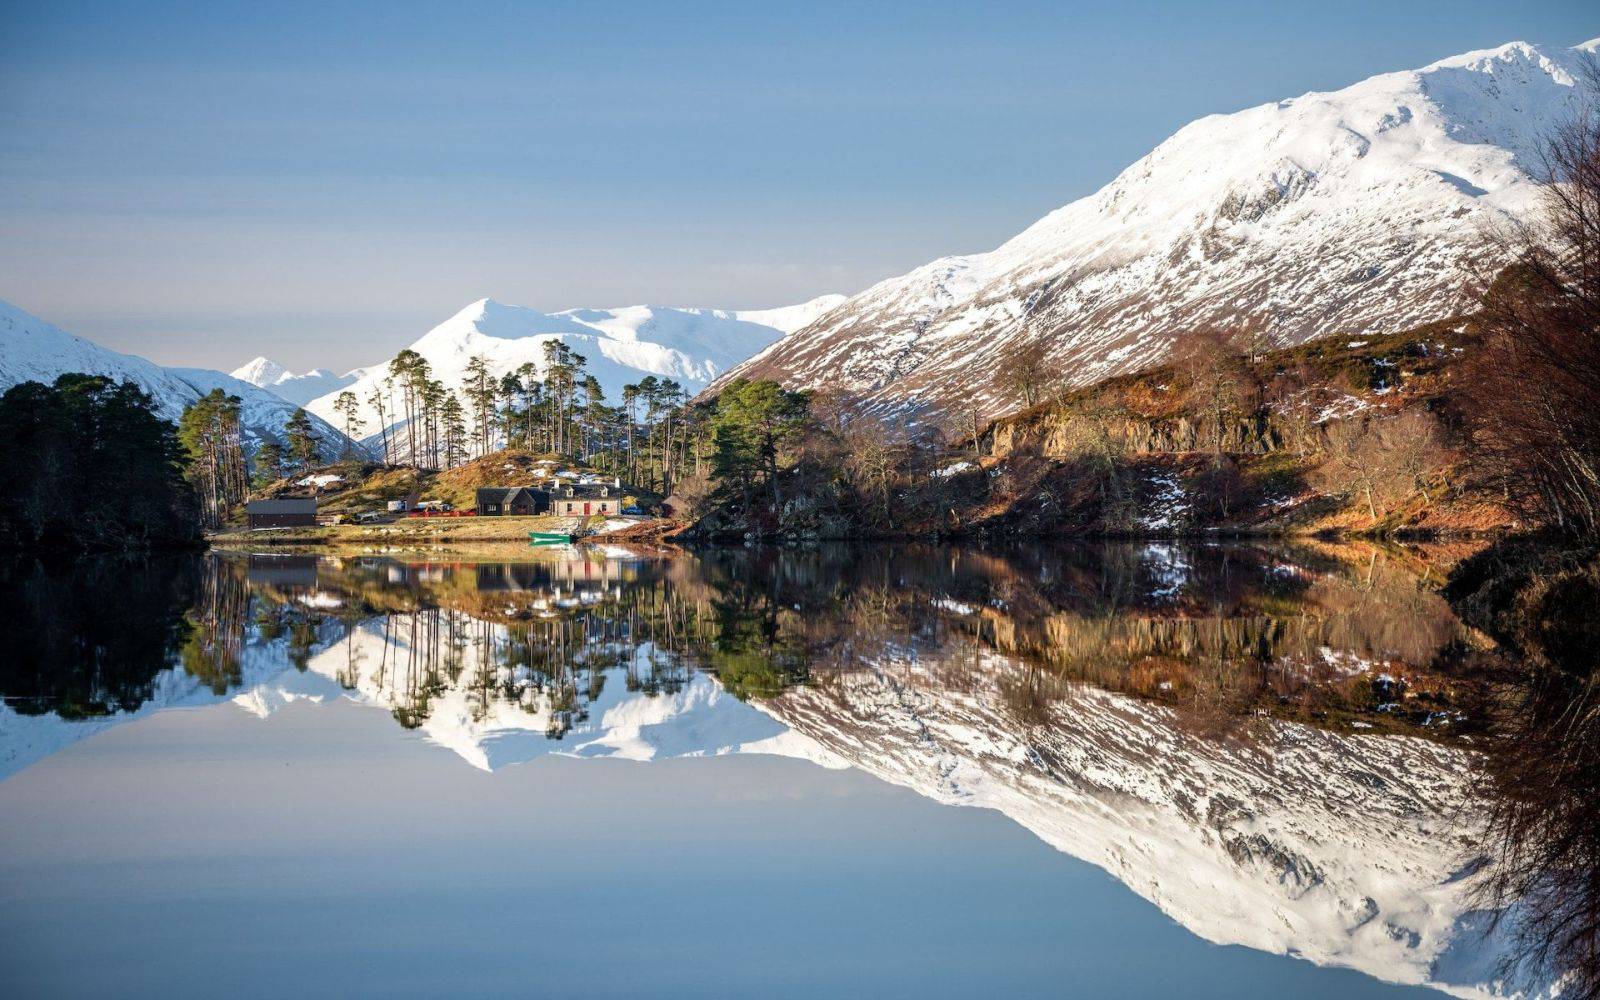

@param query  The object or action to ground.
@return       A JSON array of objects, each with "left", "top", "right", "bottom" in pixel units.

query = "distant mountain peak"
[
  {"left": 231, "top": 356, "right": 363, "bottom": 407},
  {"left": 230, "top": 356, "right": 290, "bottom": 386}
]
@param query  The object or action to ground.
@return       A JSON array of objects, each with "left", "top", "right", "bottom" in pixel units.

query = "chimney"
[{"left": 614, "top": 476, "right": 622, "bottom": 488}]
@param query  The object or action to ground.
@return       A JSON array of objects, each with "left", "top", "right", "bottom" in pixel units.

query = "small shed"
[
  {"left": 476, "top": 487, "right": 550, "bottom": 517},
  {"left": 246, "top": 497, "right": 317, "bottom": 529}
]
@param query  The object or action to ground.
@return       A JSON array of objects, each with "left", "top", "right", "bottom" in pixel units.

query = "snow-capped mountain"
[
  {"left": 0, "top": 299, "right": 359, "bottom": 459},
  {"left": 304, "top": 294, "right": 841, "bottom": 453},
  {"left": 719, "top": 38, "right": 1600, "bottom": 422},
  {"left": 231, "top": 356, "right": 366, "bottom": 406}
]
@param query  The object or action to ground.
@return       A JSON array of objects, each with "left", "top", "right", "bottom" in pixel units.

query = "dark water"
[{"left": 0, "top": 542, "right": 1570, "bottom": 998}]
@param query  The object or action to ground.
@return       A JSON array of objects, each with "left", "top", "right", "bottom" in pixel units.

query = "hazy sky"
[{"left": 2, "top": 1, "right": 1596, "bottom": 373}]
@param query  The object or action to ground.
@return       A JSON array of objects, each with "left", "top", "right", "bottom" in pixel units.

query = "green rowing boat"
[{"left": 528, "top": 531, "right": 573, "bottom": 545}]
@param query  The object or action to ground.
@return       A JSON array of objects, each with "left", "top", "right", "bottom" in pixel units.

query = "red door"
[{"left": 583, "top": 502, "right": 591, "bottom": 515}]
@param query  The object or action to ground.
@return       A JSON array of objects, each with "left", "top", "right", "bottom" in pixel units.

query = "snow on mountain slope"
[
  {"left": 719, "top": 38, "right": 1600, "bottom": 423},
  {"left": 733, "top": 293, "right": 849, "bottom": 334},
  {"left": 0, "top": 299, "right": 359, "bottom": 459},
  {"left": 755, "top": 650, "right": 1523, "bottom": 998},
  {"left": 231, "top": 356, "right": 366, "bottom": 406},
  {"left": 305, "top": 296, "right": 837, "bottom": 454}
]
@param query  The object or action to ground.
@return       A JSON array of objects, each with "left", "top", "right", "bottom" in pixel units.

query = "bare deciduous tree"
[
  {"left": 1179, "top": 327, "right": 1256, "bottom": 464},
  {"left": 1266, "top": 362, "right": 1326, "bottom": 458},
  {"left": 841, "top": 415, "right": 915, "bottom": 527},
  {"left": 1374, "top": 408, "right": 1450, "bottom": 507},
  {"left": 1317, "top": 418, "right": 1388, "bottom": 520},
  {"left": 1317, "top": 410, "right": 1450, "bottom": 521},
  {"left": 1461, "top": 62, "right": 1600, "bottom": 537},
  {"left": 1054, "top": 402, "right": 1137, "bottom": 528},
  {"left": 1006, "top": 339, "right": 1055, "bottom": 409}
]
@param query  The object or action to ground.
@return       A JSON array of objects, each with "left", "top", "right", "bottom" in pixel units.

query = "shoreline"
[
  {"left": 206, "top": 514, "right": 669, "bottom": 549},
  {"left": 203, "top": 517, "right": 1503, "bottom": 552}
]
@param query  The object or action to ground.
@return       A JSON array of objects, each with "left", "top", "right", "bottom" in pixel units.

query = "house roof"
[
  {"left": 246, "top": 498, "right": 316, "bottom": 514},
  {"left": 555, "top": 483, "right": 624, "bottom": 499},
  {"left": 476, "top": 486, "right": 550, "bottom": 504}
]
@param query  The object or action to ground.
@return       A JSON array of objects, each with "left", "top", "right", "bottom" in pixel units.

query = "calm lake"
[{"left": 0, "top": 542, "right": 1537, "bottom": 998}]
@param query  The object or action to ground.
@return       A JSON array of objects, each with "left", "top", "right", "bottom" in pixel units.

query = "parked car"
[{"left": 356, "top": 511, "right": 385, "bottom": 523}]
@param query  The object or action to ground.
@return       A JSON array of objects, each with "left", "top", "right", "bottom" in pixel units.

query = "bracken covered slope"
[{"left": 718, "top": 39, "right": 1600, "bottom": 423}]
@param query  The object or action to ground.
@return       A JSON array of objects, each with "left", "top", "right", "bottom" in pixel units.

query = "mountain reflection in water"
[{"left": 0, "top": 541, "right": 1585, "bottom": 996}]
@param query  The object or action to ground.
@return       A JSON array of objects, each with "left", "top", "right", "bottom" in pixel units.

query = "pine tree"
[
  {"left": 332, "top": 390, "right": 364, "bottom": 456},
  {"left": 284, "top": 409, "right": 322, "bottom": 470},
  {"left": 252, "top": 441, "right": 285, "bottom": 486},
  {"left": 178, "top": 389, "right": 248, "bottom": 529},
  {"left": 709, "top": 379, "right": 811, "bottom": 511},
  {"left": 387, "top": 349, "right": 430, "bottom": 465},
  {"left": 367, "top": 383, "right": 391, "bottom": 464},
  {"left": 0, "top": 375, "right": 199, "bottom": 548},
  {"left": 462, "top": 355, "right": 495, "bottom": 458},
  {"left": 515, "top": 363, "right": 539, "bottom": 449},
  {"left": 441, "top": 391, "right": 467, "bottom": 468}
]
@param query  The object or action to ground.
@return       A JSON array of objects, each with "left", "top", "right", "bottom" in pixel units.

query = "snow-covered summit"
[
  {"left": 231, "top": 356, "right": 290, "bottom": 387},
  {"left": 720, "top": 37, "right": 1600, "bottom": 421},
  {"left": 0, "top": 299, "right": 358, "bottom": 458},
  {"left": 231, "top": 356, "right": 365, "bottom": 406},
  {"left": 306, "top": 295, "right": 840, "bottom": 454}
]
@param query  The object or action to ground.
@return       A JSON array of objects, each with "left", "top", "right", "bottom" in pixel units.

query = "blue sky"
[{"left": 2, "top": 1, "right": 1595, "bottom": 372}]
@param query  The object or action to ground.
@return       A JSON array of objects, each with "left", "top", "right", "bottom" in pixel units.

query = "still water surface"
[{"left": 0, "top": 543, "right": 1517, "bottom": 997}]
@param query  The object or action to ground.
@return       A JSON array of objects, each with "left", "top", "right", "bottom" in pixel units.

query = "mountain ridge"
[
  {"left": 0, "top": 299, "right": 359, "bottom": 459},
  {"left": 230, "top": 356, "right": 368, "bottom": 406},
  {"left": 714, "top": 37, "right": 1600, "bottom": 424}
]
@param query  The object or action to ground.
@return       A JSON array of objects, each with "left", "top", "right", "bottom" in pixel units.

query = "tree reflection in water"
[
  {"left": 0, "top": 555, "right": 198, "bottom": 718},
  {"left": 5, "top": 540, "right": 1598, "bottom": 991},
  {"left": 1468, "top": 570, "right": 1600, "bottom": 998},
  {"left": 0, "top": 542, "right": 1492, "bottom": 740}
]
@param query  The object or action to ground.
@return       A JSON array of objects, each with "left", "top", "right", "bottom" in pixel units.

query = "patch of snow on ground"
[
  {"left": 1317, "top": 393, "right": 1373, "bottom": 423},
  {"left": 592, "top": 517, "right": 646, "bottom": 535},
  {"left": 1138, "top": 472, "right": 1190, "bottom": 531}
]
